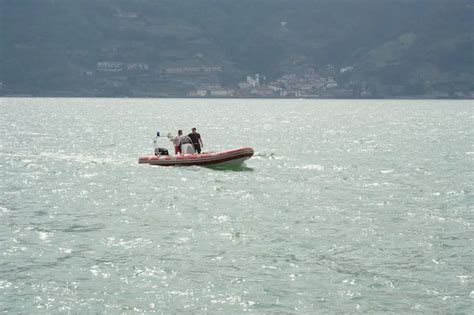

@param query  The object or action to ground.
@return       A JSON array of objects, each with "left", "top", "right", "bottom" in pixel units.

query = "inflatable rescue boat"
[{"left": 138, "top": 147, "right": 254, "bottom": 167}]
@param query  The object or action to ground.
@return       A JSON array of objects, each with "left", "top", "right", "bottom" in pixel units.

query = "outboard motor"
[
  {"left": 155, "top": 147, "right": 169, "bottom": 156},
  {"left": 153, "top": 131, "right": 169, "bottom": 156}
]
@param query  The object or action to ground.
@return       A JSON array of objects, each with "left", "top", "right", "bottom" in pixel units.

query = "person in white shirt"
[{"left": 171, "top": 130, "right": 183, "bottom": 155}]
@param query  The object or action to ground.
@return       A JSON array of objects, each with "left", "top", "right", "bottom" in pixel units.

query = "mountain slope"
[{"left": 1, "top": 0, "right": 472, "bottom": 97}]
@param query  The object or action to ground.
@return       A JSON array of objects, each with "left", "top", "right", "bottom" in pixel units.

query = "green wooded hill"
[{"left": 1, "top": 0, "right": 473, "bottom": 97}]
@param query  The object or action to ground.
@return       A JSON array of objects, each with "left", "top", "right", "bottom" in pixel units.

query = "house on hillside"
[
  {"left": 127, "top": 63, "right": 149, "bottom": 71},
  {"left": 238, "top": 74, "right": 260, "bottom": 90},
  {"left": 97, "top": 62, "right": 123, "bottom": 72}
]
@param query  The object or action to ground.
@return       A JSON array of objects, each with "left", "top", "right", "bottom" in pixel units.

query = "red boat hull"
[{"left": 138, "top": 147, "right": 254, "bottom": 166}]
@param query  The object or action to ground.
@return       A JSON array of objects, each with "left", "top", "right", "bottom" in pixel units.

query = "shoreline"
[{"left": 1, "top": 95, "right": 473, "bottom": 101}]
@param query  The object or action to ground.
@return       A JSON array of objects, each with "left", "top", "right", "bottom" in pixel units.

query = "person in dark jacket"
[{"left": 188, "top": 127, "right": 203, "bottom": 154}]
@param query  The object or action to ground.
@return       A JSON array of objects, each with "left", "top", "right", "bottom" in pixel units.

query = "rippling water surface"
[{"left": 1, "top": 98, "right": 473, "bottom": 313}]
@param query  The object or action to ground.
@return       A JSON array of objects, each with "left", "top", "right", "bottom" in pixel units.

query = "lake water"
[{"left": 1, "top": 98, "right": 473, "bottom": 313}]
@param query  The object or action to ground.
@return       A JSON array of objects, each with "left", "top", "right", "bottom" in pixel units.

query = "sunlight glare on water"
[{"left": 1, "top": 98, "right": 473, "bottom": 313}]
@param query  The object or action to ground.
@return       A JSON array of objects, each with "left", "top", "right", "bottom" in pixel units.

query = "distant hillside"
[{"left": 1, "top": 0, "right": 473, "bottom": 98}]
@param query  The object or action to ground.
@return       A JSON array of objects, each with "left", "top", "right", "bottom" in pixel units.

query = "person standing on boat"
[
  {"left": 171, "top": 130, "right": 183, "bottom": 155},
  {"left": 188, "top": 127, "right": 203, "bottom": 154}
]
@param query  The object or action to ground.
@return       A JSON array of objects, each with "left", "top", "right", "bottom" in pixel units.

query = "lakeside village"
[
  {"left": 82, "top": 60, "right": 367, "bottom": 98},
  {"left": 90, "top": 61, "right": 473, "bottom": 99},
  {"left": 186, "top": 69, "right": 343, "bottom": 98},
  {"left": 5, "top": 60, "right": 469, "bottom": 98},
  {"left": 91, "top": 61, "right": 359, "bottom": 98}
]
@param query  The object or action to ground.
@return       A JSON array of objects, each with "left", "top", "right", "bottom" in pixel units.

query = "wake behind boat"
[{"left": 138, "top": 147, "right": 254, "bottom": 166}]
